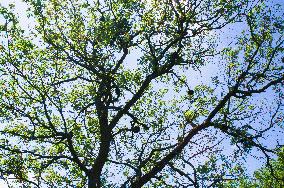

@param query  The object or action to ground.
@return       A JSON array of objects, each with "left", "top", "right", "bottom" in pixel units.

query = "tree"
[
  {"left": 224, "top": 147, "right": 284, "bottom": 188},
  {"left": 0, "top": 0, "right": 283, "bottom": 187}
]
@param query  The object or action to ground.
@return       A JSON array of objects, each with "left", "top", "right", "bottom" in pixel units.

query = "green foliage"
[
  {"left": 0, "top": 0, "right": 283, "bottom": 187},
  {"left": 224, "top": 148, "right": 284, "bottom": 188}
]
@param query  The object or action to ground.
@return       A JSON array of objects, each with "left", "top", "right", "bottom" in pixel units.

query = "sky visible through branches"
[{"left": 0, "top": 0, "right": 283, "bottom": 187}]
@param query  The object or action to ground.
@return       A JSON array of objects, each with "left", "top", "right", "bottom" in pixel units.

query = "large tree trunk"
[
  {"left": 88, "top": 173, "right": 98, "bottom": 188},
  {"left": 88, "top": 134, "right": 112, "bottom": 188}
]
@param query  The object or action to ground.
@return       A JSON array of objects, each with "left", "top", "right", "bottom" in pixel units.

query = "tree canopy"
[
  {"left": 0, "top": 0, "right": 283, "bottom": 187},
  {"left": 224, "top": 147, "right": 284, "bottom": 188}
]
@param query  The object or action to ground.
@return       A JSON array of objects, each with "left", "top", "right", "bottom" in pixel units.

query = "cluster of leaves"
[{"left": 224, "top": 147, "right": 284, "bottom": 188}]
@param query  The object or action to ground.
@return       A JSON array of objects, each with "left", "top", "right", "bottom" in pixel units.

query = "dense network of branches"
[{"left": 0, "top": 0, "right": 283, "bottom": 187}]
